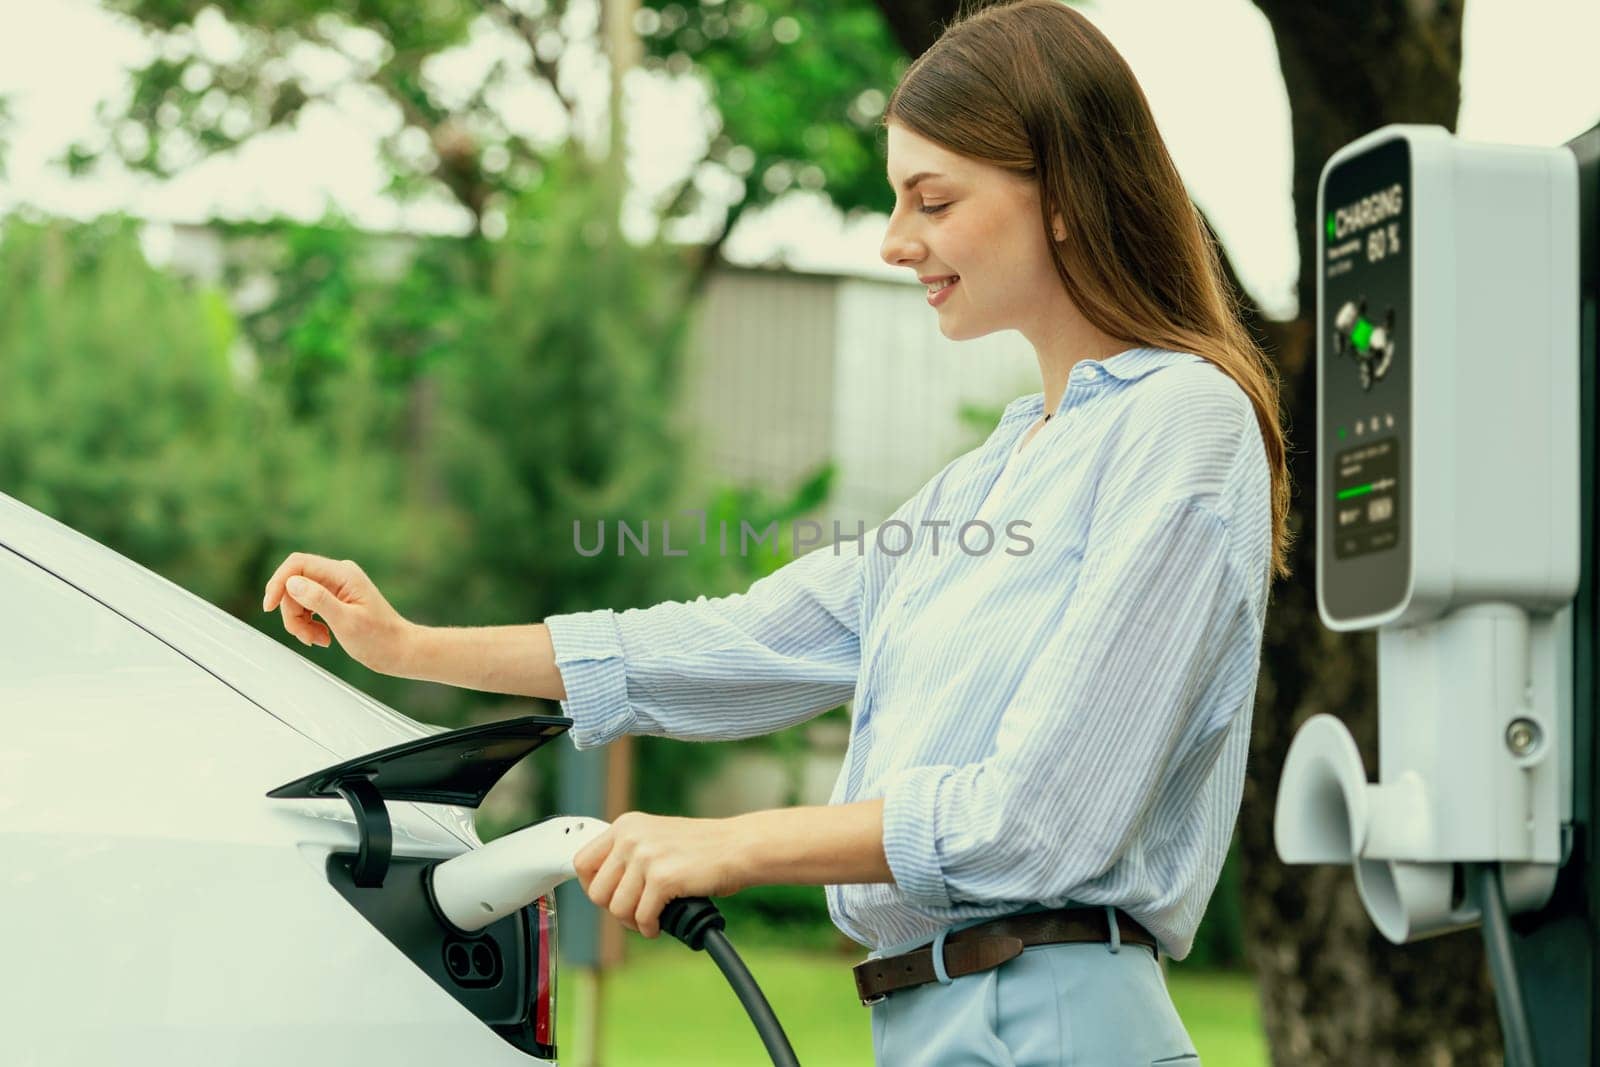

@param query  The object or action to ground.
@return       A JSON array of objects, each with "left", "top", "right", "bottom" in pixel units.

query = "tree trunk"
[{"left": 1240, "top": 4, "right": 1508, "bottom": 1064}]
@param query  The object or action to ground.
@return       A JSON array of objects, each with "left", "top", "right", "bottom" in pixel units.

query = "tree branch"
[{"left": 481, "top": 0, "right": 580, "bottom": 130}]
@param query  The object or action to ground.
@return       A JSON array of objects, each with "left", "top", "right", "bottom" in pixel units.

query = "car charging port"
[
  {"left": 323, "top": 853, "right": 555, "bottom": 1059},
  {"left": 268, "top": 717, "right": 575, "bottom": 1060},
  {"left": 444, "top": 934, "right": 503, "bottom": 988}
]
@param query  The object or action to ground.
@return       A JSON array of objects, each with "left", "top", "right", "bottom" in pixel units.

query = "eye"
[{"left": 919, "top": 203, "right": 950, "bottom": 216}]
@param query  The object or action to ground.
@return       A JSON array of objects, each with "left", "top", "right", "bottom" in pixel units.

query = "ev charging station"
[{"left": 1275, "top": 121, "right": 1600, "bottom": 1065}]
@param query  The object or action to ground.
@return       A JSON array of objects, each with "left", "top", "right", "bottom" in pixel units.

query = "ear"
[{"left": 1050, "top": 210, "right": 1066, "bottom": 243}]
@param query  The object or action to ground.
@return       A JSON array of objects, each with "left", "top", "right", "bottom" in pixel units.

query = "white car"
[{"left": 0, "top": 488, "right": 577, "bottom": 1064}]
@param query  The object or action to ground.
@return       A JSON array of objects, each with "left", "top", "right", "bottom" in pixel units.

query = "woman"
[{"left": 262, "top": 1, "right": 1290, "bottom": 1062}]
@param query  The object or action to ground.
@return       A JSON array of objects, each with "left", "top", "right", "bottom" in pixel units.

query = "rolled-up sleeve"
[
  {"left": 546, "top": 543, "right": 865, "bottom": 750},
  {"left": 880, "top": 399, "right": 1267, "bottom": 910}
]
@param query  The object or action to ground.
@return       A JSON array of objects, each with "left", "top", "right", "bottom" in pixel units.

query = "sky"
[{"left": 0, "top": 0, "right": 1596, "bottom": 322}]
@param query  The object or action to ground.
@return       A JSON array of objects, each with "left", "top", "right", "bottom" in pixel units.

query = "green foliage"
[
  {"left": 77, "top": 1, "right": 906, "bottom": 236},
  {"left": 0, "top": 209, "right": 463, "bottom": 665},
  {"left": 957, "top": 400, "right": 1004, "bottom": 444},
  {"left": 634, "top": 0, "right": 907, "bottom": 221},
  {"left": 711, "top": 882, "right": 837, "bottom": 951},
  {"left": 0, "top": 213, "right": 276, "bottom": 610},
  {"left": 215, "top": 214, "right": 412, "bottom": 417},
  {"left": 81, "top": 0, "right": 481, "bottom": 183}
]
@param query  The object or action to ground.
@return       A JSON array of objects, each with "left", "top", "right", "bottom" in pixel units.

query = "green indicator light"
[
  {"left": 1326, "top": 214, "right": 1336, "bottom": 241},
  {"left": 1350, "top": 317, "right": 1373, "bottom": 352},
  {"left": 1337, "top": 484, "right": 1375, "bottom": 501},
  {"left": 1337, "top": 427, "right": 1347, "bottom": 440}
]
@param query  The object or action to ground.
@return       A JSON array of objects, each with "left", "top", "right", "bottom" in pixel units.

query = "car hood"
[{"left": 0, "top": 489, "right": 479, "bottom": 845}]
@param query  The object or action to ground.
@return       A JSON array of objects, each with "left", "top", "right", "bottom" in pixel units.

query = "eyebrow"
[{"left": 889, "top": 170, "right": 946, "bottom": 192}]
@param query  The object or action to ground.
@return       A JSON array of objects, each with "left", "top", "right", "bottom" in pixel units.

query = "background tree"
[
  {"left": 0, "top": 210, "right": 462, "bottom": 635},
  {"left": 73, "top": 0, "right": 905, "bottom": 296}
]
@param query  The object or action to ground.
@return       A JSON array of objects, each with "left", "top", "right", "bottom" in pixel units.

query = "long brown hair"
[{"left": 884, "top": 0, "right": 1293, "bottom": 580}]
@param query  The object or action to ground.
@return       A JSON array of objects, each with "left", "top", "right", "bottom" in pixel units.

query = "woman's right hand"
[{"left": 261, "top": 553, "right": 416, "bottom": 677}]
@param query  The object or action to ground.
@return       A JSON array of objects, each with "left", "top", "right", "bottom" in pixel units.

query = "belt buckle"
[{"left": 860, "top": 991, "right": 887, "bottom": 1007}]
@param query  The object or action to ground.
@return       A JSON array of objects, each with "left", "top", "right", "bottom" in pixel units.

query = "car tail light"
[{"left": 534, "top": 894, "right": 556, "bottom": 1050}]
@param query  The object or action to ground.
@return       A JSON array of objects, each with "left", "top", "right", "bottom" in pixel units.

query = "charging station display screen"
[
  {"left": 1332, "top": 437, "right": 1399, "bottom": 556},
  {"left": 1319, "top": 136, "right": 1411, "bottom": 621}
]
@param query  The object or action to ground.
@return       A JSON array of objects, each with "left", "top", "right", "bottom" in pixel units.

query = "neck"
[{"left": 1022, "top": 310, "right": 1133, "bottom": 419}]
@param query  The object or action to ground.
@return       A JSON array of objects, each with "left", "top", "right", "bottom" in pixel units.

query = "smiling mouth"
[{"left": 926, "top": 275, "right": 960, "bottom": 295}]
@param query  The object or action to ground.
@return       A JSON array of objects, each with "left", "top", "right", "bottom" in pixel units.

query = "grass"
[{"left": 555, "top": 937, "right": 1268, "bottom": 1065}]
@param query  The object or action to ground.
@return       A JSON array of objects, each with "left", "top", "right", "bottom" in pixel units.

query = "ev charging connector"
[
  {"left": 1274, "top": 124, "right": 1581, "bottom": 945},
  {"left": 429, "top": 815, "right": 610, "bottom": 933},
  {"left": 426, "top": 817, "right": 802, "bottom": 1066}
]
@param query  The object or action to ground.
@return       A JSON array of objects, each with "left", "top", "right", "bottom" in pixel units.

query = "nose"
[{"left": 880, "top": 210, "right": 923, "bottom": 269}]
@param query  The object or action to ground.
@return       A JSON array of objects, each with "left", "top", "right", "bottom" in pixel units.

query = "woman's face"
[{"left": 880, "top": 122, "right": 1065, "bottom": 342}]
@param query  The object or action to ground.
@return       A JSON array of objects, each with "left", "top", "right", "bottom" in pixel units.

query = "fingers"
[
  {"left": 261, "top": 552, "right": 355, "bottom": 612},
  {"left": 574, "top": 833, "right": 612, "bottom": 884},
  {"left": 573, "top": 820, "right": 688, "bottom": 940},
  {"left": 262, "top": 552, "right": 312, "bottom": 611},
  {"left": 262, "top": 552, "right": 355, "bottom": 647},
  {"left": 636, "top": 882, "right": 670, "bottom": 939},
  {"left": 585, "top": 849, "right": 627, "bottom": 919},
  {"left": 608, "top": 867, "right": 646, "bottom": 934},
  {"left": 279, "top": 596, "right": 329, "bottom": 647}
]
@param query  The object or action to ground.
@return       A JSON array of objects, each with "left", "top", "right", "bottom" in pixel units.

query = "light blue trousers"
[{"left": 866, "top": 909, "right": 1201, "bottom": 1066}]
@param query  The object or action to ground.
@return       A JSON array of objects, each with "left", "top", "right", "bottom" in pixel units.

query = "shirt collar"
[
  {"left": 1095, "top": 346, "right": 1206, "bottom": 381},
  {"left": 1000, "top": 347, "right": 1207, "bottom": 424}
]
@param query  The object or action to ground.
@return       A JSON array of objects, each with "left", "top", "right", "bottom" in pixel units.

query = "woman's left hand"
[{"left": 573, "top": 811, "right": 753, "bottom": 939}]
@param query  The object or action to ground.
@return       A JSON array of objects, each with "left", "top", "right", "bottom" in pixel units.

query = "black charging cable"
[
  {"left": 659, "top": 897, "right": 801, "bottom": 1066},
  {"left": 1476, "top": 864, "right": 1538, "bottom": 1067}
]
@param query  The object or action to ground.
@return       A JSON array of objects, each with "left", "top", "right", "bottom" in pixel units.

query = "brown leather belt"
[{"left": 853, "top": 907, "right": 1158, "bottom": 1006}]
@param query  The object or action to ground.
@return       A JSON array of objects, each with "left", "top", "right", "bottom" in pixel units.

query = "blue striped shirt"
[{"left": 546, "top": 346, "right": 1273, "bottom": 960}]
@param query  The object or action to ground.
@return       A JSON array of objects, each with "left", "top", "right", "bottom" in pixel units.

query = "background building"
[{"left": 684, "top": 262, "right": 1037, "bottom": 528}]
